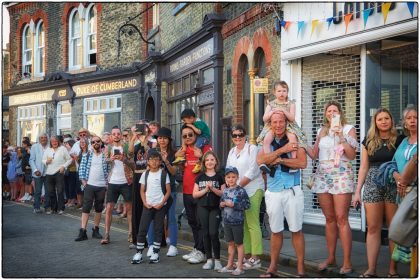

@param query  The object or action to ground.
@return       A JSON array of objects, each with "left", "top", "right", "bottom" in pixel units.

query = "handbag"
[
  {"left": 388, "top": 187, "right": 418, "bottom": 248},
  {"left": 306, "top": 164, "right": 319, "bottom": 190}
]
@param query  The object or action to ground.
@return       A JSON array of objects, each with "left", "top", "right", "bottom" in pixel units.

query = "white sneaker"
[
  {"left": 21, "top": 193, "right": 29, "bottom": 201},
  {"left": 214, "top": 260, "right": 223, "bottom": 271},
  {"left": 202, "top": 259, "right": 213, "bottom": 270},
  {"left": 188, "top": 250, "right": 205, "bottom": 264},
  {"left": 26, "top": 194, "right": 32, "bottom": 201},
  {"left": 58, "top": 210, "right": 64, "bottom": 215},
  {"left": 166, "top": 245, "right": 178, "bottom": 257},
  {"left": 243, "top": 257, "right": 261, "bottom": 270},
  {"left": 149, "top": 252, "right": 160, "bottom": 263},
  {"left": 232, "top": 268, "right": 245, "bottom": 276},
  {"left": 182, "top": 248, "right": 196, "bottom": 261},
  {"left": 147, "top": 245, "right": 154, "bottom": 257},
  {"left": 131, "top": 252, "right": 143, "bottom": 264}
]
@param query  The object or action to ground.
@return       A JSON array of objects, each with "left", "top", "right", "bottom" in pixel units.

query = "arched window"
[
  {"left": 85, "top": 4, "right": 97, "bottom": 66},
  {"left": 22, "top": 24, "right": 32, "bottom": 77},
  {"left": 240, "top": 55, "right": 250, "bottom": 135},
  {"left": 34, "top": 20, "right": 45, "bottom": 76},
  {"left": 254, "top": 48, "right": 267, "bottom": 131},
  {"left": 69, "top": 9, "right": 82, "bottom": 69}
]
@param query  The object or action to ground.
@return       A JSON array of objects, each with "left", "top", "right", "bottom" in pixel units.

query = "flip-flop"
[
  {"left": 360, "top": 272, "right": 378, "bottom": 277},
  {"left": 339, "top": 267, "right": 353, "bottom": 275},
  {"left": 260, "top": 272, "right": 279, "bottom": 278},
  {"left": 387, "top": 273, "right": 400, "bottom": 278},
  {"left": 318, "top": 261, "right": 337, "bottom": 271}
]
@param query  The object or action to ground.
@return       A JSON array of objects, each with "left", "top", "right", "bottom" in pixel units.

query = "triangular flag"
[
  {"left": 407, "top": 2, "right": 415, "bottom": 17},
  {"left": 297, "top": 21, "right": 305, "bottom": 36},
  {"left": 284, "top": 21, "right": 291, "bottom": 31},
  {"left": 382, "top": 3, "right": 392, "bottom": 24},
  {"left": 344, "top": 13, "right": 353, "bottom": 33},
  {"left": 311, "top": 20, "right": 319, "bottom": 36},
  {"left": 326, "top": 17, "right": 334, "bottom": 30},
  {"left": 363, "top": 8, "right": 372, "bottom": 29}
]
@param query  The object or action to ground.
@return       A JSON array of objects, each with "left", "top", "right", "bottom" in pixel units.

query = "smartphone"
[
  {"left": 331, "top": 114, "right": 341, "bottom": 128},
  {"left": 135, "top": 124, "right": 146, "bottom": 134},
  {"left": 114, "top": 149, "right": 121, "bottom": 155},
  {"left": 355, "top": 202, "right": 361, "bottom": 211}
]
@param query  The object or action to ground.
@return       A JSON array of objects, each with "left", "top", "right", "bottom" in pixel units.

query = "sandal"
[
  {"left": 360, "top": 272, "right": 378, "bottom": 278},
  {"left": 339, "top": 267, "right": 353, "bottom": 275},
  {"left": 128, "top": 233, "right": 133, "bottom": 243},
  {"left": 101, "top": 233, "right": 110, "bottom": 245},
  {"left": 318, "top": 260, "right": 337, "bottom": 271},
  {"left": 387, "top": 273, "right": 400, "bottom": 278},
  {"left": 260, "top": 272, "right": 280, "bottom": 278}
]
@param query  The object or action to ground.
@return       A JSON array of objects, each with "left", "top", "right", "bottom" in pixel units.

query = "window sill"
[
  {"left": 16, "top": 76, "right": 44, "bottom": 85},
  {"left": 172, "top": 3, "right": 188, "bottom": 16},
  {"left": 68, "top": 66, "right": 97, "bottom": 75}
]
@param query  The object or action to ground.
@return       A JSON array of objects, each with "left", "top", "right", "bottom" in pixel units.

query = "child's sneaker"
[
  {"left": 149, "top": 252, "right": 160, "bottom": 263},
  {"left": 214, "top": 260, "right": 223, "bottom": 271},
  {"left": 202, "top": 259, "right": 213, "bottom": 270},
  {"left": 172, "top": 156, "right": 186, "bottom": 165},
  {"left": 243, "top": 257, "right": 261, "bottom": 270},
  {"left": 232, "top": 268, "right": 245, "bottom": 276},
  {"left": 131, "top": 252, "right": 143, "bottom": 264},
  {"left": 192, "top": 163, "right": 202, "bottom": 173},
  {"left": 182, "top": 248, "right": 196, "bottom": 261},
  {"left": 218, "top": 266, "right": 235, "bottom": 273},
  {"left": 259, "top": 164, "right": 271, "bottom": 174},
  {"left": 166, "top": 245, "right": 178, "bottom": 257},
  {"left": 147, "top": 245, "right": 154, "bottom": 257}
]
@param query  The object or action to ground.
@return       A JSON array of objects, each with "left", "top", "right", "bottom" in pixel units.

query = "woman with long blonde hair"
[{"left": 353, "top": 108, "right": 404, "bottom": 277}]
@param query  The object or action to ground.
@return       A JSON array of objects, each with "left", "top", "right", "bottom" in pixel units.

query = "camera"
[
  {"left": 135, "top": 124, "right": 146, "bottom": 134},
  {"left": 113, "top": 149, "right": 121, "bottom": 155}
]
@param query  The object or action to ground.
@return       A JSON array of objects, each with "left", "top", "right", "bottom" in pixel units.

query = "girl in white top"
[
  {"left": 306, "top": 101, "right": 358, "bottom": 275},
  {"left": 226, "top": 124, "right": 264, "bottom": 269}
]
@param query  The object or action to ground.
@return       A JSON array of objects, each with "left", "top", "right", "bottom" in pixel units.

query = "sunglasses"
[
  {"left": 92, "top": 140, "right": 102, "bottom": 144},
  {"left": 79, "top": 133, "right": 87, "bottom": 137},
  {"left": 182, "top": 133, "right": 194, "bottom": 139},
  {"left": 231, "top": 133, "right": 245, "bottom": 138},
  {"left": 122, "top": 134, "right": 129, "bottom": 137}
]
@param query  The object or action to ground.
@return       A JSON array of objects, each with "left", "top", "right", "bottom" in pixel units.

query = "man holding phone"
[{"left": 101, "top": 126, "right": 134, "bottom": 245}]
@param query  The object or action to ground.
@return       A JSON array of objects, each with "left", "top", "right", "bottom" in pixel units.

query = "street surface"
[{"left": 2, "top": 201, "right": 321, "bottom": 278}]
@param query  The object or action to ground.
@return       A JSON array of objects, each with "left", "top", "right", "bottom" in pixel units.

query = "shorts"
[
  {"left": 224, "top": 223, "right": 244, "bottom": 245},
  {"left": 82, "top": 185, "right": 107, "bottom": 213},
  {"left": 363, "top": 166, "right": 397, "bottom": 204},
  {"left": 24, "top": 172, "right": 32, "bottom": 185},
  {"left": 312, "top": 160, "right": 354, "bottom": 194},
  {"left": 106, "top": 183, "right": 131, "bottom": 203},
  {"left": 265, "top": 186, "right": 304, "bottom": 233},
  {"left": 195, "top": 136, "right": 210, "bottom": 149}
]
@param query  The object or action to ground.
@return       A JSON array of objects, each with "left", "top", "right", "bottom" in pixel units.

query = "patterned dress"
[{"left": 256, "top": 99, "right": 308, "bottom": 149}]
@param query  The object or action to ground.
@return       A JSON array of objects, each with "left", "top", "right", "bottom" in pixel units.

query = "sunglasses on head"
[
  {"left": 182, "top": 133, "right": 194, "bottom": 139},
  {"left": 231, "top": 133, "right": 245, "bottom": 138}
]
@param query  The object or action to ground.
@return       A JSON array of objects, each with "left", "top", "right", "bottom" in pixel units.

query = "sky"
[{"left": 2, "top": 4, "right": 10, "bottom": 49}]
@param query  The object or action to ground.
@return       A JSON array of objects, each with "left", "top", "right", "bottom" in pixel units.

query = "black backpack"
[{"left": 144, "top": 169, "right": 173, "bottom": 210}]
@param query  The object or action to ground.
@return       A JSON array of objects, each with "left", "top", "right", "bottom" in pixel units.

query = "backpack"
[{"left": 144, "top": 169, "right": 173, "bottom": 210}]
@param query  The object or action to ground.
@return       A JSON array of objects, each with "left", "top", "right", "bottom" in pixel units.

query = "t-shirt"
[
  {"left": 183, "top": 144, "right": 212, "bottom": 194},
  {"left": 109, "top": 146, "right": 127, "bottom": 184},
  {"left": 194, "top": 120, "right": 211, "bottom": 139},
  {"left": 139, "top": 169, "right": 170, "bottom": 206},
  {"left": 362, "top": 134, "right": 405, "bottom": 166},
  {"left": 87, "top": 153, "right": 107, "bottom": 187},
  {"left": 195, "top": 172, "right": 224, "bottom": 208}
]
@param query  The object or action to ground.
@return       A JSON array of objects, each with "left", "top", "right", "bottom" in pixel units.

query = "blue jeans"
[
  {"left": 33, "top": 176, "right": 49, "bottom": 210},
  {"left": 195, "top": 136, "right": 210, "bottom": 150},
  {"left": 147, "top": 192, "right": 178, "bottom": 246}
]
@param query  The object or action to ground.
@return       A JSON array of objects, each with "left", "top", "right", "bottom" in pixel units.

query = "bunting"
[
  {"left": 344, "top": 13, "right": 353, "bottom": 33},
  {"left": 407, "top": 2, "right": 415, "bottom": 17},
  {"left": 326, "top": 17, "right": 334, "bottom": 30},
  {"left": 382, "top": 2, "right": 392, "bottom": 24},
  {"left": 363, "top": 8, "right": 372, "bottom": 29},
  {"left": 280, "top": 20, "right": 291, "bottom": 31},
  {"left": 311, "top": 20, "right": 319, "bottom": 36},
  {"left": 297, "top": 21, "right": 305, "bottom": 36}
]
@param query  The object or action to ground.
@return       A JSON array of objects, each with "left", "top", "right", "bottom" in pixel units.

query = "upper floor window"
[
  {"left": 68, "top": 4, "right": 97, "bottom": 71},
  {"left": 22, "top": 24, "right": 32, "bottom": 77},
  {"left": 34, "top": 20, "right": 45, "bottom": 77},
  {"left": 152, "top": 3, "right": 159, "bottom": 29}
]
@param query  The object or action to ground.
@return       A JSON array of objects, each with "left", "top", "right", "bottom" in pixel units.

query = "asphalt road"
[{"left": 2, "top": 201, "right": 320, "bottom": 278}]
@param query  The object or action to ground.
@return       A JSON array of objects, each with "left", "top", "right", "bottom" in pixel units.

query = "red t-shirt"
[{"left": 182, "top": 144, "right": 212, "bottom": 194}]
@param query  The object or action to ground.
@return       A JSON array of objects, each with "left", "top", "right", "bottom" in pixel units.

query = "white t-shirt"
[
  {"left": 139, "top": 169, "right": 170, "bottom": 206},
  {"left": 109, "top": 146, "right": 127, "bottom": 184},
  {"left": 87, "top": 153, "right": 107, "bottom": 187},
  {"left": 318, "top": 124, "right": 354, "bottom": 161}
]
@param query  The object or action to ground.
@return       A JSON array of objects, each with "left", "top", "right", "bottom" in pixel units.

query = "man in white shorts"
[{"left": 257, "top": 112, "right": 307, "bottom": 277}]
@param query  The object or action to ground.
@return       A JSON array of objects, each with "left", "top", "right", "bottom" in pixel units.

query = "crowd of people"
[{"left": 2, "top": 80, "right": 417, "bottom": 277}]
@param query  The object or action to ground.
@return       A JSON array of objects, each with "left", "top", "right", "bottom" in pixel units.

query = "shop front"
[{"left": 280, "top": 2, "right": 418, "bottom": 229}]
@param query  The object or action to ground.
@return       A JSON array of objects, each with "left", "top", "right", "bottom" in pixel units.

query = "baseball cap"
[{"left": 224, "top": 166, "right": 239, "bottom": 176}]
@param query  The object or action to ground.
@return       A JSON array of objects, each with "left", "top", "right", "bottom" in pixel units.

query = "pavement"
[{"left": 16, "top": 194, "right": 411, "bottom": 278}]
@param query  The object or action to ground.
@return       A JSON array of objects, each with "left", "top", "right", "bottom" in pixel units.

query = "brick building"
[{"left": 280, "top": 2, "right": 418, "bottom": 229}]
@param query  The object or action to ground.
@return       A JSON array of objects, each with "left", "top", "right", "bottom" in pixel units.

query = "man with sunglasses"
[
  {"left": 175, "top": 124, "right": 212, "bottom": 264},
  {"left": 75, "top": 136, "right": 108, "bottom": 241}
]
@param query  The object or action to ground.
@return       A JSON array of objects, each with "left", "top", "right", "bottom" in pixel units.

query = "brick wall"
[{"left": 301, "top": 47, "right": 361, "bottom": 218}]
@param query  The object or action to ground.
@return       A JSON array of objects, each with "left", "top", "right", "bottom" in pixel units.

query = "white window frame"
[
  {"left": 17, "top": 104, "right": 47, "bottom": 144},
  {"left": 22, "top": 24, "right": 32, "bottom": 77},
  {"left": 69, "top": 9, "right": 82, "bottom": 70},
  {"left": 34, "top": 20, "right": 45, "bottom": 77},
  {"left": 83, "top": 94, "right": 122, "bottom": 127},
  {"left": 152, "top": 3, "right": 160, "bottom": 29},
  {"left": 56, "top": 101, "right": 72, "bottom": 135},
  {"left": 84, "top": 3, "right": 97, "bottom": 67}
]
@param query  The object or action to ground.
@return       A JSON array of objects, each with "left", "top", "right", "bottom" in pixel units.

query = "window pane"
[
  {"left": 183, "top": 76, "right": 190, "bottom": 92},
  {"left": 61, "top": 103, "right": 71, "bottom": 114},
  {"left": 175, "top": 80, "right": 181, "bottom": 95},
  {"left": 202, "top": 68, "right": 214, "bottom": 84},
  {"left": 38, "top": 23, "right": 44, "bottom": 46},
  {"left": 89, "top": 34, "right": 96, "bottom": 50},
  {"left": 100, "top": 99, "right": 107, "bottom": 110},
  {"left": 39, "top": 47, "right": 44, "bottom": 72},
  {"left": 72, "top": 13, "right": 80, "bottom": 37},
  {"left": 25, "top": 28, "right": 32, "bottom": 48},
  {"left": 20, "top": 119, "right": 46, "bottom": 144},
  {"left": 117, "top": 97, "right": 121, "bottom": 108},
  {"left": 89, "top": 7, "right": 96, "bottom": 33},
  {"left": 92, "top": 100, "right": 98, "bottom": 111},
  {"left": 109, "top": 98, "right": 115, "bottom": 109},
  {"left": 191, "top": 72, "right": 198, "bottom": 87},
  {"left": 169, "top": 83, "right": 174, "bottom": 97}
]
